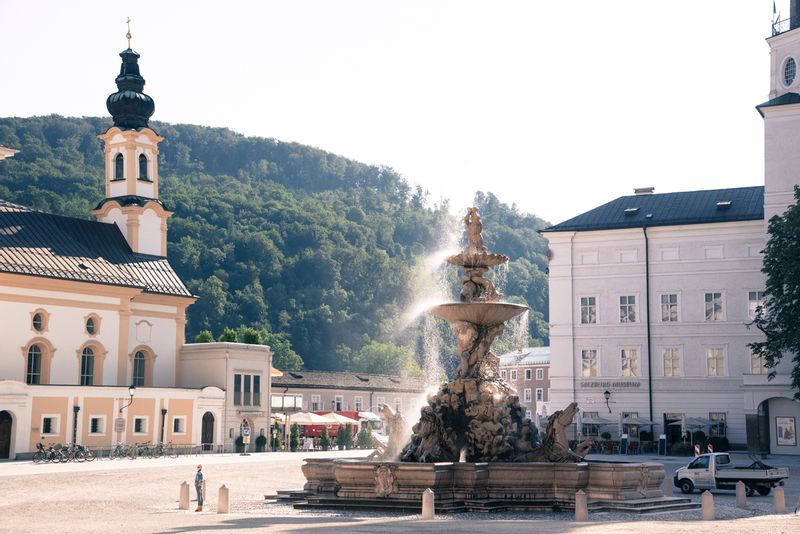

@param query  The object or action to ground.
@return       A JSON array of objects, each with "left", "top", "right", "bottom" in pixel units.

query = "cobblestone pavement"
[{"left": 0, "top": 450, "right": 797, "bottom": 533}]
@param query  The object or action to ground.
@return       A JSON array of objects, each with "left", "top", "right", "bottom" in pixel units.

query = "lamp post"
[
  {"left": 119, "top": 385, "right": 136, "bottom": 414},
  {"left": 603, "top": 390, "right": 611, "bottom": 413},
  {"left": 160, "top": 408, "right": 167, "bottom": 443},
  {"left": 72, "top": 405, "right": 80, "bottom": 445}
]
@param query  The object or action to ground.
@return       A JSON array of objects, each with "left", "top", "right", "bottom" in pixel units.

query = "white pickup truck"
[{"left": 674, "top": 452, "right": 790, "bottom": 496}]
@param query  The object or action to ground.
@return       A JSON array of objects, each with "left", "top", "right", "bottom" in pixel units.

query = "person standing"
[{"left": 194, "top": 464, "right": 204, "bottom": 512}]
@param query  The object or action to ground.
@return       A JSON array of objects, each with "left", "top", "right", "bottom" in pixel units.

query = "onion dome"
[{"left": 106, "top": 48, "right": 155, "bottom": 129}]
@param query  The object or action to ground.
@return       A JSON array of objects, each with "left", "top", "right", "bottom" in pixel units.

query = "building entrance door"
[
  {"left": 0, "top": 411, "right": 12, "bottom": 459},
  {"left": 664, "top": 413, "right": 683, "bottom": 449},
  {"left": 201, "top": 412, "right": 214, "bottom": 452}
]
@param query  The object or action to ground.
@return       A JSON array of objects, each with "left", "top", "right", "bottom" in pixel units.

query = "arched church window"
[
  {"left": 80, "top": 347, "right": 95, "bottom": 386},
  {"left": 138, "top": 154, "right": 149, "bottom": 181},
  {"left": 27, "top": 345, "right": 42, "bottom": 385},
  {"left": 133, "top": 351, "right": 146, "bottom": 387},
  {"left": 114, "top": 153, "right": 124, "bottom": 180}
]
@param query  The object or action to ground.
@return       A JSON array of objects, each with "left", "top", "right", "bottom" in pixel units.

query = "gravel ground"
[{"left": 0, "top": 450, "right": 797, "bottom": 533}]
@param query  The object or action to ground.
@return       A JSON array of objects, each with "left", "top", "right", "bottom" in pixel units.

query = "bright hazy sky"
[{"left": 0, "top": 1, "right": 785, "bottom": 224}]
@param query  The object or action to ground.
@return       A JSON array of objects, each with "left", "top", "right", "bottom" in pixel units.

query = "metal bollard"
[
  {"left": 421, "top": 488, "right": 435, "bottom": 520},
  {"left": 218, "top": 485, "right": 230, "bottom": 514},
  {"left": 701, "top": 490, "right": 714, "bottom": 521},
  {"left": 179, "top": 481, "right": 190, "bottom": 510},
  {"left": 574, "top": 489, "right": 588, "bottom": 522},
  {"left": 774, "top": 485, "right": 786, "bottom": 514},
  {"left": 735, "top": 481, "right": 747, "bottom": 508}
]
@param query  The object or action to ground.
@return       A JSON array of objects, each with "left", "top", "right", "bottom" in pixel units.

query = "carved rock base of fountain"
[
  {"left": 296, "top": 459, "right": 683, "bottom": 513},
  {"left": 400, "top": 377, "right": 529, "bottom": 463}
]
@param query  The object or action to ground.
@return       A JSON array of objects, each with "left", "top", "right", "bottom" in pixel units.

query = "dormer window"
[
  {"left": 138, "top": 154, "right": 150, "bottom": 181},
  {"left": 114, "top": 153, "right": 124, "bottom": 180}
]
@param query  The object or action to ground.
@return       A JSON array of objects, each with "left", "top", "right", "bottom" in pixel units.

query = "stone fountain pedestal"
[{"left": 296, "top": 458, "right": 695, "bottom": 513}]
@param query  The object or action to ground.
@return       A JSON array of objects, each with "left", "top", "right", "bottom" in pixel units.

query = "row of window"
[
  {"left": 580, "top": 346, "right": 768, "bottom": 378},
  {"left": 113, "top": 153, "right": 151, "bottom": 181},
  {"left": 580, "top": 412, "right": 727, "bottom": 439},
  {"left": 521, "top": 388, "right": 544, "bottom": 403},
  {"left": 500, "top": 368, "right": 545, "bottom": 381},
  {"left": 309, "top": 394, "right": 400, "bottom": 413},
  {"left": 579, "top": 291, "right": 764, "bottom": 324},
  {"left": 577, "top": 244, "right": 761, "bottom": 265},
  {"left": 40, "top": 414, "right": 186, "bottom": 436},
  {"left": 233, "top": 373, "right": 262, "bottom": 406},
  {"left": 25, "top": 343, "right": 152, "bottom": 386},
  {"left": 31, "top": 310, "right": 100, "bottom": 336}
]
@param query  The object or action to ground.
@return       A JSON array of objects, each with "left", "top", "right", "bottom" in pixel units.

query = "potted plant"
[
  {"left": 235, "top": 435, "right": 245, "bottom": 453},
  {"left": 357, "top": 425, "right": 372, "bottom": 449},
  {"left": 319, "top": 425, "right": 331, "bottom": 451},
  {"left": 289, "top": 423, "right": 300, "bottom": 452},
  {"left": 255, "top": 434, "right": 267, "bottom": 452}
]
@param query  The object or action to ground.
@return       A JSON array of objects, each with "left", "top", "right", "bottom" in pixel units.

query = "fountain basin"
[
  {"left": 429, "top": 302, "right": 528, "bottom": 325},
  {"left": 446, "top": 251, "right": 508, "bottom": 268}
]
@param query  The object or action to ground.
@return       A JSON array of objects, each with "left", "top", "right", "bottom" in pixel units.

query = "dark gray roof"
[
  {"left": 0, "top": 199, "right": 192, "bottom": 297},
  {"left": 756, "top": 92, "right": 800, "bottom": 117},
  {"left": 542, "top": 186, "right": 764, "bottom": 233},
  {"left": 272, "top": 369, "right": 426, "bottom": 393}
]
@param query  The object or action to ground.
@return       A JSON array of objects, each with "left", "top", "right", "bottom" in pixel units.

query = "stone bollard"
[
  {"left": 179, "top": 481, "right": 190, "bottom": 510},
  {"left": 774, "top": 485, "right": 786, "bottom": 514},
  {"left": 421, "top": 488, "right": 435, "bottom": 520},
  {"left": 574, "top": 490, "right": 588, "bottom": 522},
  {"left": 661, "top": 474, "right": 672, "bottom": 497},
  {"left": 701, "top": 490, "right": 714, "bottom": 521},
  {"left": 218, "top": 485, "right": 230, "bottom": 514},
  {"left": 735, "top": 481, "right": 747, "bottom": 508}
]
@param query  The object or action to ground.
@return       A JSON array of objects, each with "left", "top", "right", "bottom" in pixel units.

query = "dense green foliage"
[
  {"left": 0, "top": 115, "right": 551, "bottom": 373},
  {"left": 750, "top": 185, "right": 800, "bottom": 399},
  {"left": 356, "top": 424, "right": 373, "bottom": 449},
  {"left": 289, "top": 423, "right": 300, "bottom": 452},
  {"left": 319, "top": 425, "right": 331, "bottom": 450}
]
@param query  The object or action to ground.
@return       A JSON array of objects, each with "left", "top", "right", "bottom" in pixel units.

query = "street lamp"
[
  {"left": 119, "top": 384, "right": 136, "bottom": 414},
  {"left": 603, "top": 390, "right": 611, "bottom": 413}
]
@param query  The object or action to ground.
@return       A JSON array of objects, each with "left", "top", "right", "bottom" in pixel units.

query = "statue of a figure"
[
  {"left": 464, "top": 207, "right": 486, "bottom": 253},
  {"left": 515, "top": 402, "right": 593, "bottom": 463},
  {"left": 379, "top": 403, "right": 411, "bottom": 460}
]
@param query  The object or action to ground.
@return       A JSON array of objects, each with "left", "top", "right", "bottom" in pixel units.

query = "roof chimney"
[{"left": 634, "top": 187, "right": 654, "bottom": 196}]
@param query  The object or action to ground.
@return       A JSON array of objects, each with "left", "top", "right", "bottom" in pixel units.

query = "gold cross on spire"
[{"left": 126, "top": 17, "right": 132, "bottom": 48}]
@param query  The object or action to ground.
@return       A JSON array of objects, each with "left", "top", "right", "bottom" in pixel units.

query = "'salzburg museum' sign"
[{"left": 580, "top": 381, "right": 641, "bottom": 389}]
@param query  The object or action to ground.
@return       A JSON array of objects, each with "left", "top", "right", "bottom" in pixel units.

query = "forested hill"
[{"left": 0, "top": 115, "right": 550, "bottom": 372}]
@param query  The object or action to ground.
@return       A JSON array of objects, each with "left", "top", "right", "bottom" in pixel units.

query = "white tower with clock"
[{"left": 760, "top": 1, "right": 800, "bottom": 223}]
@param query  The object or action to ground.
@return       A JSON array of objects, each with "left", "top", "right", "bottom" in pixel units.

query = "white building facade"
[{"left": 542, "top": 11, "right": 800, "bottom": 455}]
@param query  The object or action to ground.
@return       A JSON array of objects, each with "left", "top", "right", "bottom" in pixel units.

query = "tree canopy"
[
  {"left": 0, "top": 115, "right": 551, "bottom": 374},
  {"left": 750, "top": 185, "right": 800, "bottom": 399}
]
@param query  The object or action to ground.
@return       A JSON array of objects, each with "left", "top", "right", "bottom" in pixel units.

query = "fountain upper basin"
[{"left": 428, "top": 302, "right": 528, "bottom": 325}]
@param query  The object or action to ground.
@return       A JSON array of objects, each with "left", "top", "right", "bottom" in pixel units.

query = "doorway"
[
  {"left": 664, "top": 413, "right": 683, "bottom": 450},
  {"left": 0, "top": 411, "right": 12, "bottom": 459},
  {"left": 201, "top": 412, "right": 214, "bottom": 452}
]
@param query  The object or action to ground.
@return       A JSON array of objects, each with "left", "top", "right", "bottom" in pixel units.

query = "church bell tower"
[
  {"left": 758, "top": 1, "right": 800, "bottom": 224},
  {"left": 92, "top": 25, "right": 171, "bottom": 256}
]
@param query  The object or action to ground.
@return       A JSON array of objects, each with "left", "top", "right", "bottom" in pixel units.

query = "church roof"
[
  {"left": 272, "top": 369, "right": 426, "bottom": 393},
  {"left": 542, "top": 186, "right": 764, "bottom": 233},
  {"left": 756, "top": 92, "right": 800, "bottom": 117},
  {"left": 0, "top": 199, "right": 192, "bottom": 297}
]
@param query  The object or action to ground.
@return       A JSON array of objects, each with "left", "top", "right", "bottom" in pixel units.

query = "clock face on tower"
[{"left": 784, "top": 57, "right": 796, "bottom": 87}]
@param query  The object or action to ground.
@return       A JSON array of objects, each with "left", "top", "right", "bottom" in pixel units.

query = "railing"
[{"left": 772, "top": 16, "right": 800, "bottom": 36}]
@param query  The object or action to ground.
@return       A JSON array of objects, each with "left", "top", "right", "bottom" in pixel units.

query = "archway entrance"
[
  {"left": 0, "top": 411, "right": 13, "bottom": 459},
  {"left": 201, "top": 412, "right": 214, "bottom": 452}
]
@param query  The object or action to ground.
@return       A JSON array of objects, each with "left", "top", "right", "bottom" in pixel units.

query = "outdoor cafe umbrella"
[
  {"left": 321, "top": 412, "right": 361, "bottom": 425},
  {"left": 621, "top": 416, "right": 656, "bottom": 426},
  {"left": 581, "top": 414, "right": 614, "bottom": 425},
  {"left": 287, "top": 412, "right": 331, "bottom": 425}
]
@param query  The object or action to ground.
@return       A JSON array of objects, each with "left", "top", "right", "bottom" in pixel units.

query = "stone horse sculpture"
[{"left": 515, "top": 402, "right": 594, "bottom": 463}]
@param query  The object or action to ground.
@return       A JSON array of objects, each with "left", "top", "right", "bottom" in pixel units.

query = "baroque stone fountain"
[{"left": 297, "top": 208, "right": 679, "bottom": 513}]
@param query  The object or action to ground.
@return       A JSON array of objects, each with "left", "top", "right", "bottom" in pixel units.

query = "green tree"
[
  {"left": 349, "top": 341, "right": 424, "bottom": 378},
  {"left": 289, "top": 423, "right": 300, "bottom": 452},
  {"left": 236, "top": 326, "right": 262, "bottom": 344},
  {"left": 356, "top": 424, "right": 372, "bottom": 449},
  {"left": 336, "top": 425, "right": 348, "bottom": 450},
  {"left": 260, "top": 330, "right": 304, "bottom": 370},
  {"left": 319, "top": 425, "right": 331, "bottom": 451},
  {"left": 194, "top": 330, "right": 214, "bottom": 343},
  {"left": 750, "top": 185, "right": 800, "bottom": 399},
  {"left": 219, "top": 327, "right": 238, "bottom": 342}
]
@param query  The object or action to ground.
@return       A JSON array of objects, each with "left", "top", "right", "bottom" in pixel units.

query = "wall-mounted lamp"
[
  {"left": 119, "top": 384, "right": 136, "bottom": 414},
  {"left": 603, "top": 390, "right": 611, "bottom": 413}
]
